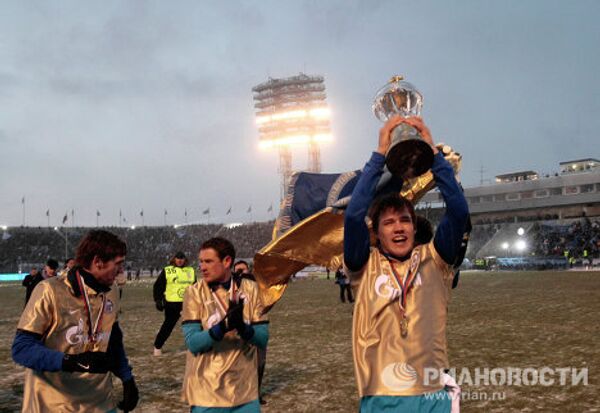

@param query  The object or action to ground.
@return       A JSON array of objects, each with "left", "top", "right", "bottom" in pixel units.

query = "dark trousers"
[
  {"left": 258, "top": 347, "right": 267, "bottom": 391},
  {"left": 154, "top": 301, "right": 182, "bottom": 349},
  {"left": 339, "top": 284, "right": 354, "bottom": 303}
]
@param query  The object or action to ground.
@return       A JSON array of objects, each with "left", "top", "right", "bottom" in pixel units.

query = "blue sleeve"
[
  {"left": 12, "top": 330, "right": 64, "bottom": 372},
  {"left": 248, "top": 323, "right": 269, "bottom": 349},
  {"left": 107, "top": 322, "right": 133, "bottom": 381},
  {"left": 182, "top": 322, "right": 215, "bottom": 355},
  {"left": 431, "top": 152, "right": 470, "bottom": 264},
  {"left": 344, "top": 152, "right": 386, "bottom": 271}
]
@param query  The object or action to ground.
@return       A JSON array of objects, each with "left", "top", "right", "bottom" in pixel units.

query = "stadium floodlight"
[
  {"left": 130, "top": 225, "right": 136, "bottom": 230},
  {"left": 53, "top": 226, "right": 58, "bottom": 231},
  {"left": 308, "top": 107, "right": 331, "bottom": 119},
  {"left": 517, "top": 227, "right": 525, "bottom": 236},
  {"left": 515, "top": 239, "right": 527, "bottom": 251},
  {"left": 313, "top": 133, "right": 333, "bottom": 142},
  {"left": 252, "top": 73, "right": 332, "bottom": 200},
  {"left": 501, "top": 242, "right": 509, "bottom": 250},
  {"left": 258, "top": 133, "right": 333, "bottom": 149},
  {"left": 1, "top": 225, "right": 7, "bottom": 230}
]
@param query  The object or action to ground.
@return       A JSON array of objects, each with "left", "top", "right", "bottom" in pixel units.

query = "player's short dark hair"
[
  {"left": 369, "top": 192, "right": 416, "bottom": 234},
  {"left": 234, "top": 260, "right": 248, "bottom": 268},
  {"left": 46, "top": 259, "right": 59, "bottom": 271},
  {"left": 76, "top": 230, "right": 127, "bottom": 268},
  {"left": 201, "top": 237, "right": 236, "bottom": 264}
]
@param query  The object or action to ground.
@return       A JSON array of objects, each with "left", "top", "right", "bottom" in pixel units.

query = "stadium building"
[
  {"left": 419, "top": 158, "right": 600, "bottom": 223},
  {"left": 418, "top": 158, "right": 600, "bottom": 263}
]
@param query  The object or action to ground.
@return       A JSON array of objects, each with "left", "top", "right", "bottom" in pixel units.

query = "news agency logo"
[
  {"left": 424, "top": 366, "right": 589, "bottom": 387},
  {"left": 381, "top": 362, "right": 417, "bottom": 391}
]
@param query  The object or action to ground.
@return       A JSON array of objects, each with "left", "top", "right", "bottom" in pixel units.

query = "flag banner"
[
  {"left": 46, "top": 209, "right": 49, "bottom": 217},
  {"left": 97, "top": 210, "right": 101, "bottom": 217},
  {"left": 62, "top": 213, "right": 68, "bottom": 224},
  {"left": 202, "top": 208, "right": 210, "bottom": 215},
  {"left": 254, "top": 151, "right": 463, "bottom": 312},
  {"left": 140, "top": 210, "right": 144, "bottom": 217},
  {"left": 247, "top": 206, "right": 252, "bottom": 213},
  {"left": 226, "top": 207, "right": 232, "bottom": 215},
  {"left": 267, "top": 204, "right": 273, "bottom": 212}
]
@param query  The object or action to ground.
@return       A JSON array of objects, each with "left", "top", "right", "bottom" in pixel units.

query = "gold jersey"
[
  {"left": 349, "top": 242, "right": 454, "bottom": 397},
  {"left": 17, "top": 274, "right": 120, "bottom": 413},
  {"left": 181, "top": 278, "right": 267, "bottom": 407}
]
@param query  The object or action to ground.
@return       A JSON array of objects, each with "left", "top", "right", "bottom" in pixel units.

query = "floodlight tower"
[{"left": 252, "top": 73, "right": 332, "bottom": 201}]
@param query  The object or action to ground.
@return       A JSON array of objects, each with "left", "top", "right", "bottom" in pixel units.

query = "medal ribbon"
[
  {"left": 209, "top": 276, "right": 238, "bottom": 318},
  {"left": 388, "top": 248, "right": 421, "bottom": 312},
  {"left": 75, "top": 271, "right": 106, "bottom": 343}
]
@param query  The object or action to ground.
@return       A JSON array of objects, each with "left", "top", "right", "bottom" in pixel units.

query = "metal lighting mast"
[{"left": 252, "top": 73, "right": 332, "bottom": 201}]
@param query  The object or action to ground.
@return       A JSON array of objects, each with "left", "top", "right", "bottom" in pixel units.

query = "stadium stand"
[{"left": 0, "top": 222, "right": 274, "bottom": 273}]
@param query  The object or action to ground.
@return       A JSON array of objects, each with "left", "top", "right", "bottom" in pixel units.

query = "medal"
[
  {"left": 388, "top": 248, "right": 421, "bottom": 338},
  {"left": 75, "top": 271, "right": 106, "bottom": 343},
  {"left": 400, "top": 315, "right": 409, "bottom": 338}
]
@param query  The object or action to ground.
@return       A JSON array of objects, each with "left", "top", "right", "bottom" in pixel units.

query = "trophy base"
[{"left": 386, "top": 139, "right": 434, "bottom": 180}]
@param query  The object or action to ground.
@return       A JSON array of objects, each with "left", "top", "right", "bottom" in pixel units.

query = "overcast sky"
[{"left": 1, "top": 0, "right": 599, "bottom": 227}]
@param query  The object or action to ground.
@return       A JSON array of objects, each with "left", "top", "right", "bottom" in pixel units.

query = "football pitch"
[{"left": 1, "top": 271, "right": 599, "bottom": 412}]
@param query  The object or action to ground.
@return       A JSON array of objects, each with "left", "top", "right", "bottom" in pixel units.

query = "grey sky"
[{"left": 1, "top": 0, "right": 599, "bottom": 227}]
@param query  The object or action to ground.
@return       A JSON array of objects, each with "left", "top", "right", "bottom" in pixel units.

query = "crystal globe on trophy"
[{"left": 372, "top": 75, "right": 433, "bottom": 179}]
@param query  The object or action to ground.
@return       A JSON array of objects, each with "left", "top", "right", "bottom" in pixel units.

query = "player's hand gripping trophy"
[{"left": 372, "top": 75, "right": 433, "bottom": 179}]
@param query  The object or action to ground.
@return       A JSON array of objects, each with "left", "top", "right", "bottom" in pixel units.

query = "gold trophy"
[{"left": 372, "top": 75, "right": 433, "bottom": 179}]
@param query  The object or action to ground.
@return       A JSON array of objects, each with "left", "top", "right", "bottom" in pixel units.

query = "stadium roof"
[
  {"left": 559, "top": 158, "right": 599, "bottom": 165},
  {"left": 495, "top": 171, "right": 538, "bottom": 180}
]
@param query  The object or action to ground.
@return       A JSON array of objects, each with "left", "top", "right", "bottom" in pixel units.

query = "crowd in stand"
[
  {"left": 465, "top": 225, "right": 498, "bottom": 258},
  {"left": 2, "top": 218, "right": 599, "bottom": 273},
  {"left": 0, "top": 222, "right": 274, "bottom": 273},
  {"left": 532, "top": 219, "right": 600, "bottom": 258}
]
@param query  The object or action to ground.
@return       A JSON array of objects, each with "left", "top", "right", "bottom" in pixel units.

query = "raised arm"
[
  {"left": 431, "top": 153, "right": 469, "bottom": 264},
  {"left": 343, "top": 153, "right": 385, "bottom": 271},
  {"left": 400, "top": 117, "right": 469, "bottom": 264},
  {"left": 344, "top": 116, "right": 407, "bottom": 271}
]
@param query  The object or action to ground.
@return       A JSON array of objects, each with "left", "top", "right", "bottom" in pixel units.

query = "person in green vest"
[{"left": 153, "top": 251, "right": 196, "bottom": 356}]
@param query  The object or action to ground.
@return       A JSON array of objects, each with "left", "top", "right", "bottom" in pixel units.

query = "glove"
[
  {"left": 227, "top": 299, "right": 245, "bottom": 332},
  {"left": 62, "top": 352, "right": 109, "bottom": 373},
  {"left": 155, "top": 300, "right": 164, "bottom": 312},
  {"left": 208, "top": 320, "right": 226, "bottom": 341},
  {"left": 118, "top": 377, "right": 139, "bottom": 412},
  {"left": 227, "top": 299, "right": 254, "bottom": 341}
]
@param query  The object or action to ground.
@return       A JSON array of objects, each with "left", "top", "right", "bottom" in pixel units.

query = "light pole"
[{"left": 54, "top": 226, "right": 69, "bottom": 261}]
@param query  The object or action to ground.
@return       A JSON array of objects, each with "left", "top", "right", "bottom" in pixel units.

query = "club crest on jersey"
[
  {"left": 65, "top": 319, "right": 85, "bottom": 345},
  {"left": 374, "top": 274, "right": 401, "bottom": 300}
]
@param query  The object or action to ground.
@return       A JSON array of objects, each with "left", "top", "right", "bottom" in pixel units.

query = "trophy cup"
[{"left": 372, "top": 75, "right": 433, "bottom": 179}]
